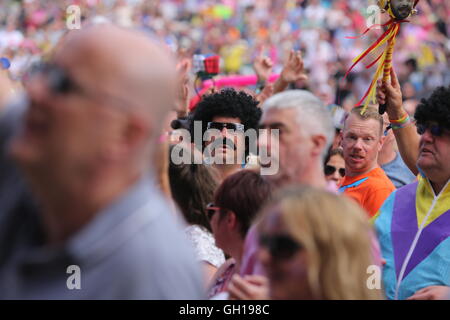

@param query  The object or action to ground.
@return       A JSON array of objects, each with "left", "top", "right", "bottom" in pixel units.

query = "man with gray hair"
[
  {"left": 234, "top": 90, "right": 335, "bottom": 291},
  {"left": 229, "top": 94, "right": 385, "bottom": 300},
  {"left": 0, "top": 25, "right": 203, "bottom": 299}
]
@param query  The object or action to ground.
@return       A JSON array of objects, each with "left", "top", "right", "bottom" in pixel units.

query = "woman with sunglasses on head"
[
  {"left": 258, "top": 186, "right": 383, "bottom": 300},
  {"left": 168, "top": 144, "right": 225, "bottom": 289},
  {"left": 207, "top": 170, "right": 273, "bottom": 299},
  {"left": 324, "top": 148, "right": 345, "bottom": 189}
]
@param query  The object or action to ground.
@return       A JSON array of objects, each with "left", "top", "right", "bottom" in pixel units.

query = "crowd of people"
[
  {"left": 1, "top": 0, "right": 450, "bottom": 106},
  {"left": 0, "top": 0, "right": 449, "bottom": 300}
]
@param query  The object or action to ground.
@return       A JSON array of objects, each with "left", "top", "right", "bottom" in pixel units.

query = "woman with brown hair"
[
  {"left": 168, "top": 144, "right": 225, "bottom": 288},
  {"left": 207, "top": 169, "right": 274, "bottom": 298}
]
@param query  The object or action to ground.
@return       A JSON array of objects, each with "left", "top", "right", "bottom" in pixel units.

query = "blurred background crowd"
[
  {"left": 1, "top": 0, "right": 450, "bottom": 301},
  {"left": 1, "top": 0, "right": 449, "bottom": 110}
]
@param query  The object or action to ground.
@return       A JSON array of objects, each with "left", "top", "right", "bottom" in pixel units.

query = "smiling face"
[
  {"left": 341, "top": 113, "right": 384, "bottom": 177},
  {"left": 391, "top": 0, "right": 415, "bottom": 20}
]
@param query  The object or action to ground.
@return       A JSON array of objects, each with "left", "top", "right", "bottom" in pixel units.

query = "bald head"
[
  {"left": 54, "top": 25, "right": 176, "bottom": 127},
  {"left": 12, "top": 25, "right": 179, "bottom": 186}
]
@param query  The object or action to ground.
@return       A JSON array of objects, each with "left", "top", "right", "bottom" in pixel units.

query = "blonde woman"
[{"left": 257, "top": 186, "right": 383, "bottom": 300}]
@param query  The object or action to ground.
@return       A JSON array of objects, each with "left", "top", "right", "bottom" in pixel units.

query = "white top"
[{"left": 185, "top": 225, "right": 225, "bottom": 268}]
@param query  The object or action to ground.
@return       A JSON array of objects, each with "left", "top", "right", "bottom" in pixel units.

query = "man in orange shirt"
[{"left": 339, "top": 106, "right": 395, "bottom": 217}]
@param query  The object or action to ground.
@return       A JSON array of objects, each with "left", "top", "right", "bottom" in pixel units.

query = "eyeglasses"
[
  {"left": 29, "top": 62, "right": 140, "bottom": 110},
  {"left": 259, "top": 234, "right": 302, "bottom": 260},
  {"left": 324, "top": 165, "right": 345, "bottom": 177},
  {"left": 416, "top": 123, "right": 448, "bottom": 137},
  {"left": 384, "top": 124, "right": 392, "bottom": 137},
  {"left": 31, "top": 62, "right": 82, "bottom": 95},
  {"left": 206, "top": 202, "right": 222, "bottom": 221},
  {"left": 207, "top": 122, "right": 245, "bottom": 132}
]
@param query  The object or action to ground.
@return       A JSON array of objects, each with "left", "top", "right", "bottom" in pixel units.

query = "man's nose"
[
  {"left": 220, "top": 127, "right": 229, "bottom": 137},
  {"left": 353, "top": 138, "right": 364, "bottom": 150},
  {"left": 421, "top": 129, "right": 435, "bottom": 143},
  {"left": 258, "top": 129, "right": 271, "bottom": 149}
]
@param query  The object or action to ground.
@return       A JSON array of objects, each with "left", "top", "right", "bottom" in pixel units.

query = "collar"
[{"left": 66, "top": 174, "right": 163, "bottom": 267}]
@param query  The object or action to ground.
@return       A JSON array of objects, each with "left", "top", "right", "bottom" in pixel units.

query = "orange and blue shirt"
[{"left": 339, "top": 167, "right": 395, "bottom": 217}]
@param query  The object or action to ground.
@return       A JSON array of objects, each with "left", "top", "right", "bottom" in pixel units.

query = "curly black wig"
[
  {"left": 415, "top": 86, "right": 450, "bottom": 129},
  {"left": 190, "top": 88, "right": 262, "bottom": 160}
]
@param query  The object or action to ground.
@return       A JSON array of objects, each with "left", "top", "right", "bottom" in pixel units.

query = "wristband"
[
  {"left": 389, "top": 114, "right": 410, "bottom": 130},
  {"left": 389, "top": 113, "right": 409, "bottom": 124},
  {"left": 255, "top": 80, "right": 266, "bottom": 94}
]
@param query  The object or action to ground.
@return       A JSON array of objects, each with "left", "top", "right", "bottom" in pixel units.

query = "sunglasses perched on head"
[
  {"left": 259, "top": 234, "right": 302, "bottom": 260},
  {"left": 416, "top": 123, "right": 448, "bottom": 137},
  {"left": 207, "top": 122, "right": 245, "bottom": 132},
  {"left": 324, "top": 165, "right": 345, "bottom": 177}
]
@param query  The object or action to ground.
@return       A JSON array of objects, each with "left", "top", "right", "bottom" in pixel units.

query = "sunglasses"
[
  {"left": 30, "top": 62, "right": 138, "bottom": 110},
  {"left": 206, "top": 202, "right": 222, "bottom": 220},
  {"left": 324, "top": 165, "right": 345, "bottom": 177},
  {"left": 384, "top": 124, "right": 392, "bottom": 136},
  {"left": 32, "top": 62, "right": 81, "bottom": 95},
  {"left": 207, "top": 122, "right": 245, "bottom": 132},
  {"left": 416, "top": 123, "right": 448, "bottom": 137},
  {"left": 259, "top": 234, "right": 302, "bottom": 260}
]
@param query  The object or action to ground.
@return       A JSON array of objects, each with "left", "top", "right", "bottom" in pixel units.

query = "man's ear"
[
  {"left": 378, "top": 134, "right": 386, "bottom": 152},
  {"left": 106, "top": 112, "right": 152, "bottom": 161},
  {"left": 124, "top": 114, "right": 151, "bottom": 149},
  {"left": 311, "top": 134, "right": 327, "bottom": 158}
]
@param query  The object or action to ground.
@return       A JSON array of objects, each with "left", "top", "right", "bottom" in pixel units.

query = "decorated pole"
[
  {"left": 379, "top": 22, "right": 398, "bottom": 114},
  {"left": 345, "top": 0, "right": 419, "bottom": 115}
]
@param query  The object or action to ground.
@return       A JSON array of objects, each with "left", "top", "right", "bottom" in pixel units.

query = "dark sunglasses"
[
  {"left": 324, "top": 165, "right": 345, "bottom": 177},
  {"left": 207, "top": 122, "right": 245, "bottom": 132},
  {"left": 259, "top": 234, "right": 302, "bottom": 260},
  {"left": 416, "top": 123, "right": 448, "bottom": 137},
  {"left": 384, "top": 124, "right": 392, "bottom": 136},
  {"left": 30, "top": 62, "right": 141, "bottom": 111},
  {"left": 206, "top": 202, "right": 221, "bottom": 220}
]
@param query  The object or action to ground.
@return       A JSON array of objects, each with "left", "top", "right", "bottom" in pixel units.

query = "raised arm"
[
  {"left": 273, "top": 50, "right": 308, "bottom": 94},
  {"left": 376, "top": 68, "right": 420, "bottom": 175}
]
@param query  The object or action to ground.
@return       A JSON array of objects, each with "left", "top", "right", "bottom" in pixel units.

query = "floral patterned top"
[{"left": 185, "top": 225, "right": 225, "bottom": 268}]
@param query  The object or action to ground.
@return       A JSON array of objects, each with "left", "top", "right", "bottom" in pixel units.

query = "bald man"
[{"left": 0, "top": 25, "right": 203, "bottom": 299}]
